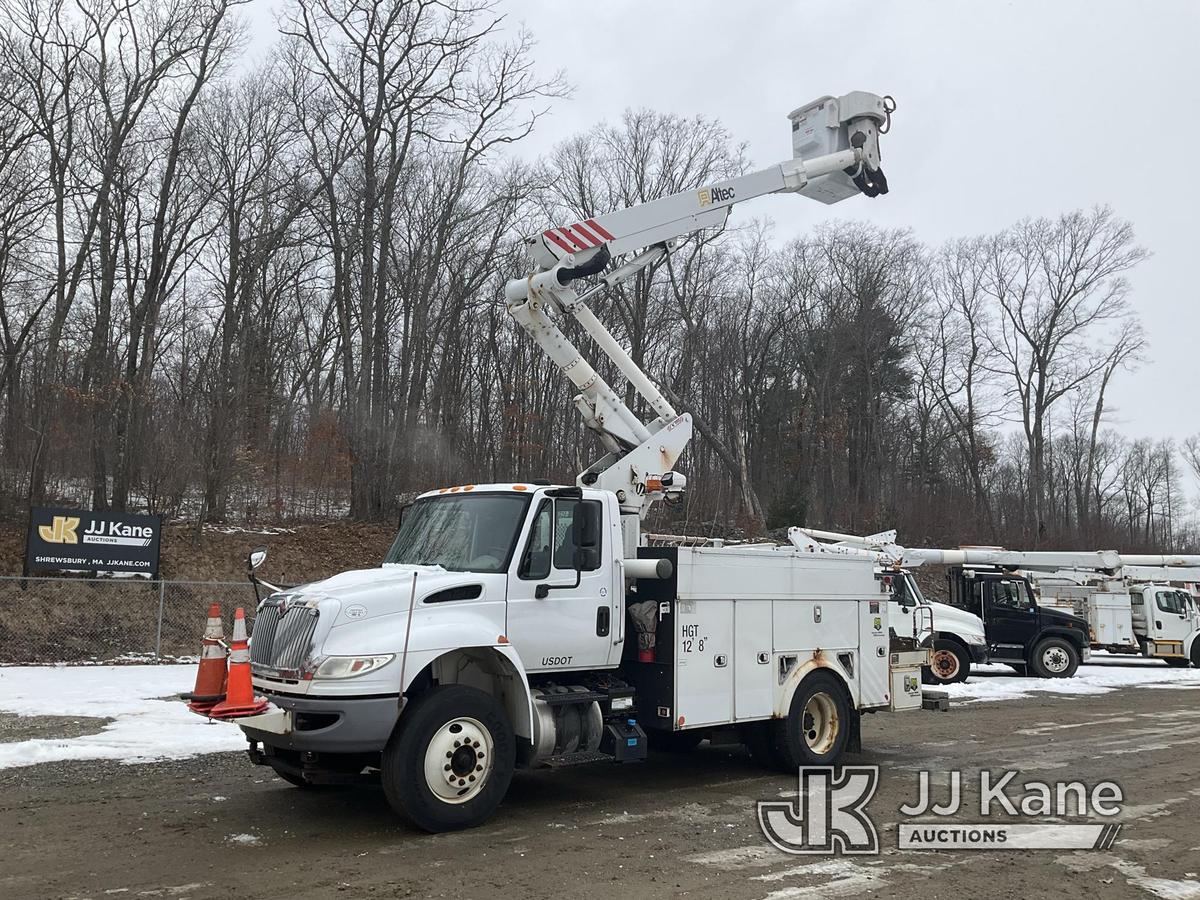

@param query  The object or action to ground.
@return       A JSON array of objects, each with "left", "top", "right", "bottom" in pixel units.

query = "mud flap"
[{"left": 846, "top": 709, "right": 862, "bottom": 754}]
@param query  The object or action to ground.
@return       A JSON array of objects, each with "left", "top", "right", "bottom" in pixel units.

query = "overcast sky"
[{"left": 245, "top": 0, "right": 1199, "bottom": 447}]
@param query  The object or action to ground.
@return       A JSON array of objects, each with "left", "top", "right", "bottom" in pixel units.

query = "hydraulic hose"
[{"left": 556, "top": 244, "right": 612, "bottom": 285}]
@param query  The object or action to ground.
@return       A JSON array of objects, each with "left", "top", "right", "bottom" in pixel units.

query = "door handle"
[{"left": 596, "top": 606, "right": 610, "bottom": 637}]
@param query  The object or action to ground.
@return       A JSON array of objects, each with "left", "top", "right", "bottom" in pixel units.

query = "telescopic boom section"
[
  {"left": 503, "top": 92, "right": 895, "bottom": 553},
  {"left": 795, "top": 526, "right": 1199, "bottom": 577}
]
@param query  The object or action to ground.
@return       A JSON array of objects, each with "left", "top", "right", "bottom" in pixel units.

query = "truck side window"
[
  {"left": 553, "top": 499, "right": 602, "bottom": 571},
  {"left": 990, "top": 581, "right": 1026, "bottom": 610},
  {"left": 1156, "top": 591, "right": 1184, "bottom": 614},
  {"left": 518, "top": 501, "right": 552, "bottom": 580}
]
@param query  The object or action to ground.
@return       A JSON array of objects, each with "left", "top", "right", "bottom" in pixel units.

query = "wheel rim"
[
  {"left": 801, "top": 692, "right": 839, "bottom": 755},
  {"left": 423, "top": 716, "right": 494, "bottom": 804},
  {"left": 1042, "top": 645, "right": 1070, "bottom": 674},
  {"left": 931, "top": 649, "right": 960, "bottom": 681}
]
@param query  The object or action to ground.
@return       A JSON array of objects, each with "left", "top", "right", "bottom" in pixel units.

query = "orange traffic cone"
[
  {"left": 209, "top": 607, "right": 269, "bottom": 719},
  {"left": 181, "top": 603, "right": 228, "bottom": 714}
]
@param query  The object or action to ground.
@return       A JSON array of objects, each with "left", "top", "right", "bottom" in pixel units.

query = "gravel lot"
[{"left": 2, "top": 665, "right": 1200, "bottom": 899}]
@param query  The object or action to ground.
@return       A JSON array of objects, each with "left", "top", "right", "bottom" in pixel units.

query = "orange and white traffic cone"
[
  {"left": 209, "top": 607, "right": 268, "bottom": 719},
  {"left": 181, "top": 603, "right": 228, "bottom": 715}
]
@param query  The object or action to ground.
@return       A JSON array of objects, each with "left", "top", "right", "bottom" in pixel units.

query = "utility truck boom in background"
[
  {"left": 1027, "top": 563, "right": 1200, "bottom": 666},
  {"left": 182, "top": 92, "right": 936, "bottom": 833},
  {"left": 792, "top": 530, "right": 1093, "bottom": 678},
  {"left": 789, "top": 527, "right": 990, "bottom": 684}
]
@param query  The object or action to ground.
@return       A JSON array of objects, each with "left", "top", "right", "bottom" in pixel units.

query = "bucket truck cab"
[
  {"left": 885, "top": 568, "right": 988, "bottom": 684},
  {"left": 235, "top": 482, "right": 927, "bottom": 833},
  {"left": 946, "top": 566, "right": 1090, "bottom": 677}
]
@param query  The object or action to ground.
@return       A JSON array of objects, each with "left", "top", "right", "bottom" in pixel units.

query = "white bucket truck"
[
  {"left": 789, "top": 527, "right": 990, "bottom": 684},
  {"left": 207, "top": 93, "right": 931, "bottom": 833}
]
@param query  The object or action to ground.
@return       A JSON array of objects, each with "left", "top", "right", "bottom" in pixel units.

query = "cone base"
[
  {"left": 208, "top": 696, "right": 270, "bottom": 719},
  {"left": 187, "top": 699, "right": 223, "bottom": 715}
]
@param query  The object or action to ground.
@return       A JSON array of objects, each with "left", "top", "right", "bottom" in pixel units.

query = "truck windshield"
[{"left": 384, "top": 493, "right": 531, "bottom": 573}]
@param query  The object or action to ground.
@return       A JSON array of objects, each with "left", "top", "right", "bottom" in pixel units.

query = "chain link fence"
[{"left": 0, "top": 576, "right": 261, "bottom": 664}]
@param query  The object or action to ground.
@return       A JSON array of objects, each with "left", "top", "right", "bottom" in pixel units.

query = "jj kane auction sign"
[{"left": 25, "top": 507, "right": 162, "bottom": 576}]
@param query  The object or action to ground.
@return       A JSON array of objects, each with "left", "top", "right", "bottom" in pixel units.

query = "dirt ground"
[{"left": 2, "top": 671, "right": 1199, "bottom": 900}]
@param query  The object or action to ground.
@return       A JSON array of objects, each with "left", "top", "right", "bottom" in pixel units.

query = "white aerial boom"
[
  {"left": 504, "top": 92, "right": 895, "bottom": 554},
  {"left": 792, "top": 526, "right": 1198, "bottom": 577}
]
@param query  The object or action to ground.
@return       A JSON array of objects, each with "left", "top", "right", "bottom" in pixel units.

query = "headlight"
[
  {"left": 964, "top": 633, "right": 987, "bottom": 646},
  {"left": 312, "top": 654, "right": 394, "bottom": 679}
]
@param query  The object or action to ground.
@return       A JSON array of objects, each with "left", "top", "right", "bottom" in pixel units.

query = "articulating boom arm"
[
  {"left": 504, "top": 92, "right": 895, "bottom": 554},
  {"left": 793, "top": 526, "right": 1200, "bottom": 579}
]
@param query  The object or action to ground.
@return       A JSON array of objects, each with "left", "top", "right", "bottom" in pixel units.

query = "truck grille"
[{"left": 250, "top": 598, "right": 319, "bottom": 673}]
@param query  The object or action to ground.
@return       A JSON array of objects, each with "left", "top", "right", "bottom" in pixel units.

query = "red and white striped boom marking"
[{"left": 542, "top": 218, "right": 616, "bottom": 255}]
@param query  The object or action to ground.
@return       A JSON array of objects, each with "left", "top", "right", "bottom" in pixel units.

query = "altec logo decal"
[
  {"left": 38, "top": 515, "right": 80, "bottom": 544},
  {"left": 542, "top": 218, "right": 614, "bottom": 254},
  {"left": 698, "top": 186, "right": 735, "bottom": 207}
]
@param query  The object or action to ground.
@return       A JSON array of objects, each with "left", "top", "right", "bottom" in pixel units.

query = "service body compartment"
[
  {"left": 633, "top": 545, "right": 901, "bottom": 730},
  {"left": 674, "top": 599, "right": 733, "bottom": 727}
]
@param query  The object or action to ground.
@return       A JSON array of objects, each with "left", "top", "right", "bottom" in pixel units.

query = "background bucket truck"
[
  {"left": 789, "top": 527, "right": 990, "bottom": 684},
  {"left": 184, "top": 92, "right": 932, "bottom": 834}
]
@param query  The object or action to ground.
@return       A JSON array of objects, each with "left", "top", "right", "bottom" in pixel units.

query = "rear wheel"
[
  {"left": 381, "top": 685, "right": 515, "bottom": 833},
  {"left": 1030, "top": 637, "right": 1080, "bottom": 678},
  {"left": 770, "top": 671, "right": 851, "bottom": 769},
  {"left": 923, "top": 639, "right": 970, "bottom": 685}
]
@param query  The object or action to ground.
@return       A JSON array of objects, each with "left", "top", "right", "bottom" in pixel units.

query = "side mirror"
[{"left": 247, "top": 547, "right": 268, "bottom": 573}]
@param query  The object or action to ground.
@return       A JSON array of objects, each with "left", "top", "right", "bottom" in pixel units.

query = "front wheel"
[
  {"left": 770, "top": 671, "right": 851, "bottom": 769},
  {"left": 381, "top": 685, "right": 516, "bottom": 833},
  {"left": 923, "top": 639, "right": 970, "bottom": 685},
  {"left": 1030, "top": 637, "right": 1080, "bottom": 678}
]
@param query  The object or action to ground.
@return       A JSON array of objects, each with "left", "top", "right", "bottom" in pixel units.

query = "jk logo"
[
  {"left": 758, "top": 766, "right": 880, "bottom": 855},
  {"left": 38, "top": 515, "right": 80, "bottom": 544}
]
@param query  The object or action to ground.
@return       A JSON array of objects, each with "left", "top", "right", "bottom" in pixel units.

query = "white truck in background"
[
  {"left": 195, "top": 92, "right": 934, "bottom": 833},
  {"left": 790, "top": 528, "right": 989, "bottom": 684},
  {"left": 1031, "top": 563, "right": 1200, "bottom": 667}
]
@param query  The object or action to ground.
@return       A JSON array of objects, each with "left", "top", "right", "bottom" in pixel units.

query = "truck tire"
[
  {"left": 923, "top": 639, "right": 970, "bottom": 685},
  {"left": 1029, "top": 637, "right": 1079, "bottom": 678},
  {"left": 381, "top": 685, "right": 515, "bottom": 833},
  {"left": 770, "top": 671, "right": 851, "bottom": 769}
]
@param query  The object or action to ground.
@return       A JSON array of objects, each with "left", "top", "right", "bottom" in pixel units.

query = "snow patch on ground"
[
  {"left": 0, "top": 665, "right": 246, "bottom": 768},
  {"left": 942, "top": 659, "right": 1200, "bottom": 703}
]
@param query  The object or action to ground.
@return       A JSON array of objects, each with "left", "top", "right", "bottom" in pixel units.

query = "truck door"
[
  {"left": 985, "top": 578, "right": 1037, "bottom": 660},
  {"left": 1147, "top": 588, "right": 1191, "bottom": 656},
  {"left": 506, "top": 494, "right": 616, "bottom": 673}
]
